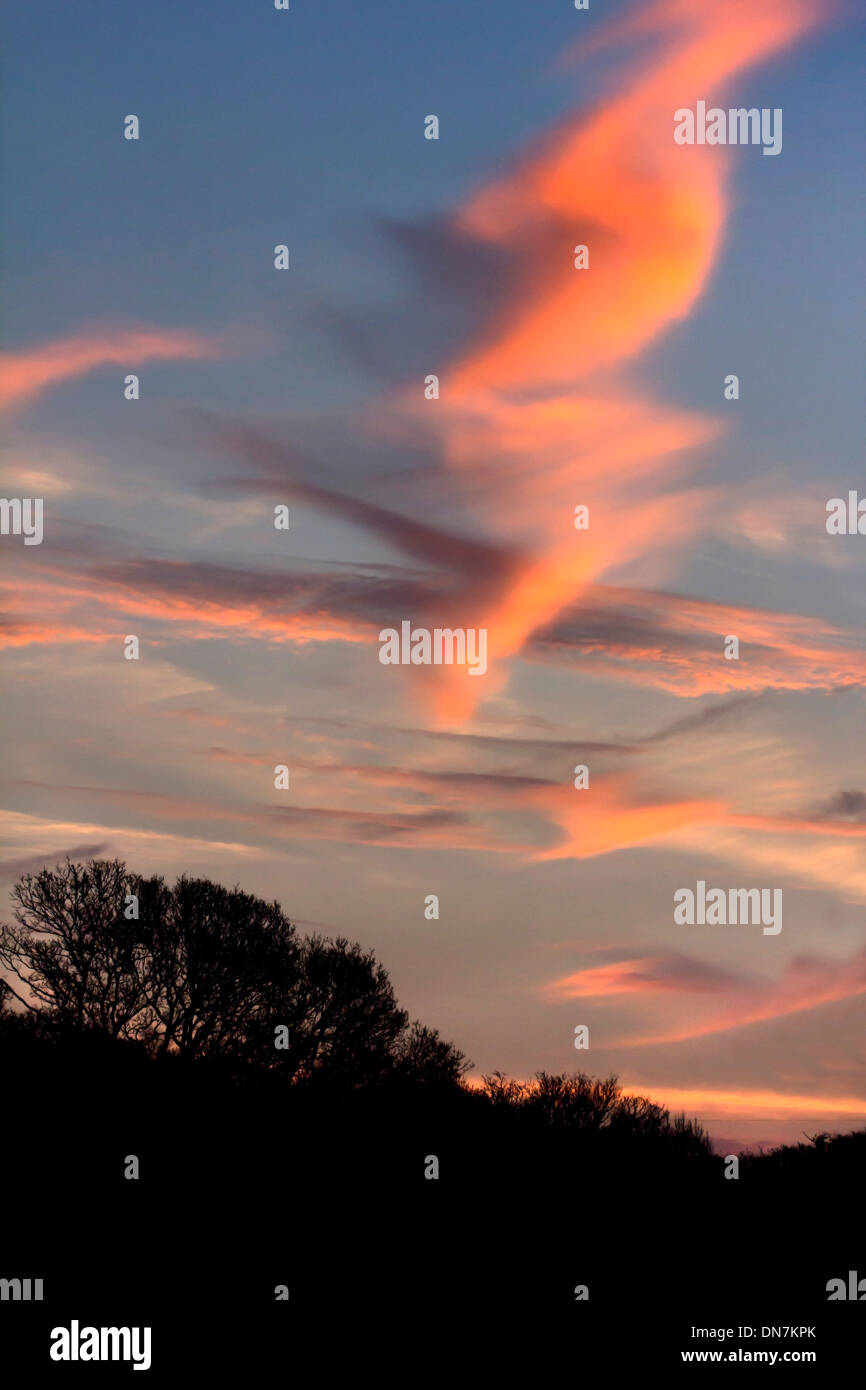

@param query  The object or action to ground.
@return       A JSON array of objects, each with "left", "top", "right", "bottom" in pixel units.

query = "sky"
[{"left": 1, "top": 0, "right": 865, "bottom": 1149}]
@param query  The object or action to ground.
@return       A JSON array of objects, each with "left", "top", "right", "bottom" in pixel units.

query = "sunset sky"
[{"left": 1, "top": 0, "right": 864, "bottom": 1148}]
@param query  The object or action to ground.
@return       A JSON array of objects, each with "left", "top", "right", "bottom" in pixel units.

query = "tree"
[
  {"left": 392, "top": 1021, "right": 471, "bottom": 1085},
  {"left": 264, "top": 935, "right": 409, "bottom": 1085},
  {"left": 526, "top": 1071, "right": 621, "bottom": 1130},
  {"left": 0, "top": 860, "right": 300, "bottom": 1059},
  {"left": 476, "top": 1070, "right": 713, "bottom": 1160},
  {"left": 138, "top": 873, "right": 299, "bottom": 1059},
  {"left": 0, "top": 858, "right": 470, "bottom": 1090},
  {"left": 481, "top": 1071, "right": 529, "bottom": 1107},
  {"left": 0, "top": 859, "right": 150, "bottom": 1038}
]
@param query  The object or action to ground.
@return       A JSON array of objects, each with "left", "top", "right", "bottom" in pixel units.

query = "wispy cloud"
[
  {"left": 0, "top": 327, "right": 227, "bottom": 413},
  {"left": 547, "top": 943, "right": 866, "bottom": 1045}
]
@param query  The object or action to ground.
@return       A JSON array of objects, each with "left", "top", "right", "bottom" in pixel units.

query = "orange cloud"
[
  {"left": 631, "top": 1084, "right": 866, "bottom": 1123},
  {"left": 0, "top": 327, "right": 225, "bottom": 412},
  {"left": 452, "top": 0, "right": 818, "bottom": 392},
  {"left": 0, "top": 571, "right": 370, "bottom": 651},
  {"left": 0, "top": 623, "right": 117, "bottom": 650},
  {"left": 383, "top": 0, "right": 825, "bottom": 721},
  {"left": 546, "top": 955, "right": 734, "bottom": 1000},
  {"left": 528, "top": 776, "right": 724, "bottom": 861},
  {"left": 548, "top": 944, "right": 866, "bottom": 1046}
]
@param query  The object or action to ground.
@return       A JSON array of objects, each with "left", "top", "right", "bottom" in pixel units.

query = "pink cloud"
[{"left": 0, "top": 326, "right": 226, "bottom": 412}]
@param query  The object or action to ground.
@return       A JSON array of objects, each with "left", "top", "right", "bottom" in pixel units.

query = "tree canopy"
[{"left": 0, "top": 857, "right": 470, "bottom": 1087}]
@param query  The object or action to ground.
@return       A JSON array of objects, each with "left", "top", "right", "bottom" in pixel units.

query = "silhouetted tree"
[
  {"left": 268, "top": 935, "right": 409, "bottom": 1085},
  {"left": 0, "top": 859, "right": 150, "bottom": 1038},
  {"left": 137, "top": 872, "right": 299, "bottom": 1059},
  {"left": 478, "top": 1070, "right": 714, "bottom": 1159},
  {"left": 667, "top": 1109, "right": 713, "bottom": 1159},
  {"left": 392, "top": 1021, "right": 471, "bottom": 1085},
  {"left": 0, "top": 858, "right": 471, "bottom": 1090},
  {"left": 481, "top": 1070, "right": 529, "bottom": 1107},
  {"left": 527, "top": 1071, "right": 621, "bottom": 1130}
]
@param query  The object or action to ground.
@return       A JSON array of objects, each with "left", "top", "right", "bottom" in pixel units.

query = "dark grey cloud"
[
  {"left": 638, "top": 696, "right": 760, "bottom": 744},
  {"left": 0, "top": 843, "right": 110, "bottom": 881},
  {"left": 531, "top": 600, "right": 708, "bottom": 659},
  {"left": 807, "top": 790, "right": 866, "bottom": 823},
  {"left": 199, "top": 416, "right": 523, "bottom": 594}
]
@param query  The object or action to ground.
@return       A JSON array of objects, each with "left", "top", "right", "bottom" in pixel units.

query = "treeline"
[
  {"left": 2, "top": 859, "right": 861, "bottom": 1358},
  {"left": 1, "top": 859, "right": 861, "bottom": 1183}
]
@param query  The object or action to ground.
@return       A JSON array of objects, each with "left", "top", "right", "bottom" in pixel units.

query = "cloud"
[
  {"left": 0, "top": 552, "right": 415, "bottom": 650},
  {"left": 193, "top": 0, "right": 827, "bottom": 724},
  {"left": 0, "top": 618, "right": 118, "bottom": 651},
  {"left": 0, "top": 327, "right": 227, "bottom": 413},
  {"left": 384, "top": 0, "right": 822, "bottom": 716},
  {"left": 9, "top": 778, "right": 517, "bottom": 856},
  {"left": 806, "top": 790, "right": 866, "bottom": 824},
  {"left": 201, "top": 416, "right": 521, "bottom": 594},
  {"left": 546, "top": 953, "right": 744, "bottom": 999},
  {"left": 625, "top": 1084, "right": 866, "bottom": 1124},
  {"left": 0, "top": 843, "right": 110, "bottom": 881},
  {"left": 674, "top": 811, "right": 866, "bottom": 904},
  {"left": 547, "top": 943, "right": 866, "bottom": 1046},
  {"left": 6, "top": 0, "right": 836, "bottom": 730},
  {"left": 188, "top": 751, "right": 730, "bottom": 861},
  {"left": 0, "top": 812, "right": 258, "bottom": 879},
  {"left": 7, "top": 545, "right": 865, "bottom": 710},
  {"left": 530, "top": 585, "right": 866, "bottom": 695},
  {"left": 284, "top": 696, "right": 760, "bottom": 761},
  {"left": 527, "top": 776, "right": 725, "bottom": 861}
]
